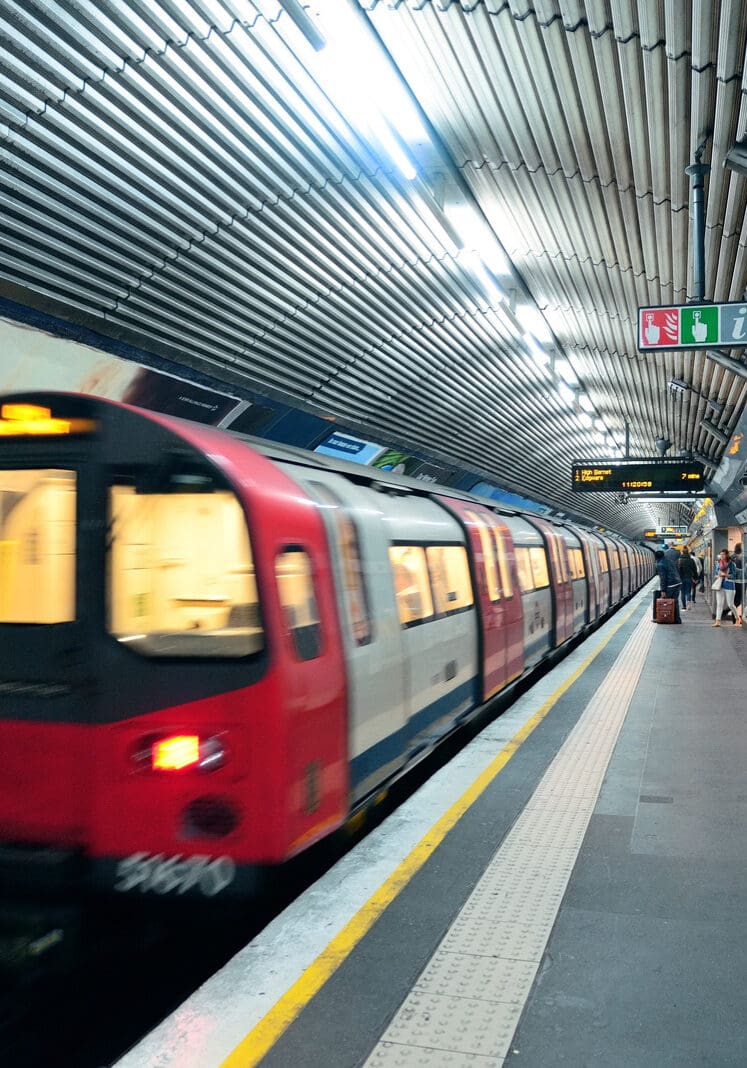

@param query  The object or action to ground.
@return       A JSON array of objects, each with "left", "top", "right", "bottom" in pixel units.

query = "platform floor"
[{"left": 118, "top": 586, "right": 747, "bottom": 1068}]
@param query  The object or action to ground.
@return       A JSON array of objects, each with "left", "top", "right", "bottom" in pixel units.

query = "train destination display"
[{"left": 572, "top": 460, "right": 705, "bottom": 493}]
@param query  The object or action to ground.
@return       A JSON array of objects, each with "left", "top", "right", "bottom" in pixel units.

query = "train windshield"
[
  {"left": 0, "top": 468, "right": 76, "bottom": 623},
  {"left": 107, "top": 477, "right": 264, "bottom": 658}
]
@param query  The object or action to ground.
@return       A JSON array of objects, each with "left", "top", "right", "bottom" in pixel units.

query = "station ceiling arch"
[{"left": 1, "top": 0, "right": 746, "bottom": 537}]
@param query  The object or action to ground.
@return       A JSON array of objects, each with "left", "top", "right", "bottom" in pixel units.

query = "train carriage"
[{"left": 0, "top": 392, "right": 654, "bottom": 912}]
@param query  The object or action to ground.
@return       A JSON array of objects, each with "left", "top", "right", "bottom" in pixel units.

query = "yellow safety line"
[{"left": 221, "top": 598, "right": 642, "bottom": 1068}]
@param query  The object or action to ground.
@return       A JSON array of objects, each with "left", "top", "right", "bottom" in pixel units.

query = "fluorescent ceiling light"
[
  {"left": 516, "top": 304, "right": 553, "bottom": 343},
  {"left": 302, "top": 0, "right": 425, "bottom": 177},
  {"left": 554, "top": 358, "right": 578, "bottom": 386},
  {"left": 578, "top": 411, "right": 593, "bottom": 428},
  {"left": 557, "top": 381, "right": 575, "bottom": 405},
  {"left": 523, "top": 333, "right": 549, "bottom": 367},
  {"left": 458, "top": 251, "right": 505, "bottom": 306},
  {"left": 578, "top": 392, "right": 594, "bottom": 413},
  {"left": 632, "top": 496, "right": 705, "bottom": 504},
  {"left": 445, "top": 204, "right": 510, "bottom": 275}
]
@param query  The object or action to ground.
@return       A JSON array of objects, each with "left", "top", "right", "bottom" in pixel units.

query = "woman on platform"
[{"left": 711, "top": 549, "right": 737, "bottom": 627}]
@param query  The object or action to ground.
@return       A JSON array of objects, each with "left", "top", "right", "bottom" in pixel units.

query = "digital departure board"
[{"left": 571, "top": 460, "right": 705, "bottom": 493}]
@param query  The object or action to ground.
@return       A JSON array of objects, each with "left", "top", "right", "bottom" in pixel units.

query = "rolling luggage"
[{"left": 655, "top": 596, "right": 676, "bottom": 624}]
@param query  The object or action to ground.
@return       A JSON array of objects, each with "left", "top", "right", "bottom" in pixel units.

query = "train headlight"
[
  {"left": 152, "top": 735, "right": 200, "bottom": 771},
  {"left": 134, "top": 733, "right": 228, "bottom": 773}
]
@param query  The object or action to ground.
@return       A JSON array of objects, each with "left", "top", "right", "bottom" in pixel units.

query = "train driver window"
[
  {"left": 529, "top": 547, "right": 550, "bottom": 588},
  {"left": 275, "top": 549, "right": 322, "bottom": 660},
  {"left": 389, "top": 545, "right": 434, "bottom": 626},
  {"left": 107, "top": 482, "right": 262, "bottom": 657},
  {"left": 426, "top": 545, "right": 474, "bottom": 615},
  {"left": 0, "top": 469, "right": 76, "bottom": 624}
]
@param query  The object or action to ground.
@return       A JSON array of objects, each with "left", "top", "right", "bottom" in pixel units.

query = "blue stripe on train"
[{"left": 350, "top": 676, "right": 479, "bottom": 793}]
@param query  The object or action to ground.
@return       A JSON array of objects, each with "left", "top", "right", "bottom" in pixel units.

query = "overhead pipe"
[
  {"left": 705, "top": 349, "right": 747, "bottom": 381},
  {"left": 685, "top": 141, "right": 711, "bottom": 301}
]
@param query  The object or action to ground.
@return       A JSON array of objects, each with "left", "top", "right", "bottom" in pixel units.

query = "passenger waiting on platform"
[
  {"left": 711, "top": 549, "right": 737, "bottom": 627},
  {"left": 732, "top": 543, "right": 743, "bottom": 625},
  {"left": 690, "top": 553, "right": 702, "bottom": 602},
  {"left": 698, "top": 555, "right": 706, "bottom": 592},
  {"left": 654, "top": 550, "right": 682, "bottom": 623},
  {"left": 677, "top": 548, "right": 698, "bottom": 610}
]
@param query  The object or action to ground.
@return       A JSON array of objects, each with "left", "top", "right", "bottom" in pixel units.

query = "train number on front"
[{"left": 114, "top": 853, "right": 235, "bottom": 896}]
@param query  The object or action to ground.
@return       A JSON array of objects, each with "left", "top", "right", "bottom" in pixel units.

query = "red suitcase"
[{"left": 655, "top": 596, "right": 676, "bottom": 623}]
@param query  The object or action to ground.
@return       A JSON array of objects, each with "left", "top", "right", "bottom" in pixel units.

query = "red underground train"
[{"left": 0, "top": 392, "right": 654, "bottom": 909}]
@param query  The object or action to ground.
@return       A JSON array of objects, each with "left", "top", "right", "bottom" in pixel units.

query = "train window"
[
  {"left": 610, "top": 548, "right": 620, "bottom": 569},
  {"left": 426, "top": 545, "right": 474, "bottom": 614},
  {"left": 107, "top": 484, "right": 263, "bottom": 657},
  {"left": 275, "top": 549, "right": 322, "bottom": 660},
  {"left": 308, "top": 483, "right": 371, "bottom": 647},
  {"left": 0, "top": 469, "right": 76, "bottom": 623},
  {"left": 465, "top": 510, "right": 499, "bottom": 601},
  {"left": 529, "top": 547, "right": 550, "bottom": 588},
  {"left": 492, "top": 521, "right": 514, "bottom": 598},
  {"left": 389, "top": 545, "right": 434, "bottom": 626},
  {"left": 597, "top": 548, "right": 609, "bottom": 572},
  {"left": 571, "top": 548, "right": 585, "bottom": 578},
  {"left": 514, "top": 546, "right": 534, "bottom": 592}
]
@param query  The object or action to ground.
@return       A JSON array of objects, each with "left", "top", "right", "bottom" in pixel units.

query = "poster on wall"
[{"left": 0, "top": 317, "right": 242, "bottom": 425}]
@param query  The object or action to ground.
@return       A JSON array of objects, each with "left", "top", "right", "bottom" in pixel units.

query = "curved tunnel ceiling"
[{"left": 1, "top": 0, "right": 746, "bottom": 537}]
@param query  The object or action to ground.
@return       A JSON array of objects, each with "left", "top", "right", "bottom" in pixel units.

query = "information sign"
[
  {"left": 638, "top": 300, "right": 747, "bottom": 351},
  {"left": 572, "top": 460, "right": 704, "bottom": 493}
]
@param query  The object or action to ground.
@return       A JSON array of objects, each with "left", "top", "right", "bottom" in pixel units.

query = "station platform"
[{"left": 117, "top": 584, "right": 747, "bottom": 1068}]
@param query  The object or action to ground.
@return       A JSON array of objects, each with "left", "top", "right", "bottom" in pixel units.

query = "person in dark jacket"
[
  {"left": 732, "top": 543, "right": 743, "bottom": 624},
  {"left": 654, "top": 550, "right": 682, "bottom": 622},
  {"left": 677, "top": 548, "right": 698, "bottom": 610}
]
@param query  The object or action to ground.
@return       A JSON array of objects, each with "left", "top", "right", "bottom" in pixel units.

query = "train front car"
[{"left": 0, "top": 394, "right": 348, "bottom": 914}]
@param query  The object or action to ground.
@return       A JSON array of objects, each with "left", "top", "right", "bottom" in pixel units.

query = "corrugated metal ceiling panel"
[{"left": 1, "top": 0, "right": 746, "bottom": 535}]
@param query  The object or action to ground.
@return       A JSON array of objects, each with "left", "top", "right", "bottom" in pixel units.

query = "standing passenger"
[
  {"left": 711, "top": 549, "right": 737, "bottom": 626},
  {"left": 732, "top": 543, "right": 743, "bottom": 625},
  {"left": 677, "top": 548, "right": 697, "bottom": 610},
  {"left": 654, "top": 550, "right": 682, "bottom": 623}
]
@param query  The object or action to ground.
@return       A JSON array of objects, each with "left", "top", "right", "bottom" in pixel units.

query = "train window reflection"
[
  {"left": 465, "top": 510, "right": 499, "bottom": 601},
  {"left": 389, "top": 545, "right": 434, "bottom": 626},
  {"left": 108, "top": 484, "right": 262, "bottom": 657},
  {"left": 514, "top": 547, "right": 533, "bottom": 592},
  {"left": 309, "top": 483, "right": 371, "bottom": 647},
  {"left": 275, "top": 549, "right": 322, "bottom": 660},
  {"left": 529, "top": 547, "right": 550, "bottom": 588},
  {"left": 490, "top": 519, "right": 514, "bottom": 598},
  {"left": 0, "top": 469, "right": 76, "bottom": 623},
  {"left": 426, "top": 545, "right": 474, "bottom": 615}
]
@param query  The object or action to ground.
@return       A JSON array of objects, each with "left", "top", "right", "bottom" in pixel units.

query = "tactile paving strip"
[{"left": 363, "top": 613, "right": 654, "bottom": 1067}]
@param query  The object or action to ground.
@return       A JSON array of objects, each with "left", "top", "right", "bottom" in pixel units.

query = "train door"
[
  {"left": 570, "top": 525, "right": 600, "bottom": 622},
  {"left": 525, "top": 516, "right": 573, "bottom": 645},
  {"left": 382, "top": 495, "right": 479, "bottom": 755},
  {"left": 0, "top": 443, "right": 96, "bottom": 849},
  {"left": 298, "top": 474, "right": 407, "bottom": 803},
  {"left": 606, "top": 539, "right": 622, "bottom": 602},
  {"left": 591, "top": 533, "right": 611, "bottom": 610},
  {"left": 561, "top": 527, "right": 587, "bottom": 633},
  {"left": 434, "top": 497, "right": 521, "bottom": 700}
]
